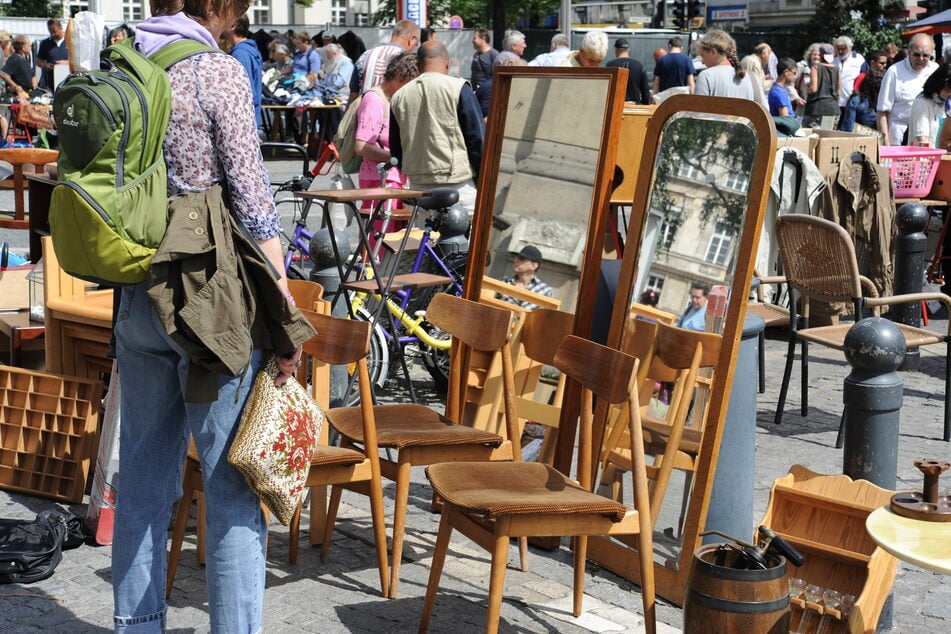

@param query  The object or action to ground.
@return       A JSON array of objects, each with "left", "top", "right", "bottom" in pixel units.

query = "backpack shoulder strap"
[{"left": 149, "top": 39, "right": 220, "bottom": 70}]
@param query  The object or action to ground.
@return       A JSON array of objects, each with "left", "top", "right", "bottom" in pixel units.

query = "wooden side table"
[{"left": 0, "top": 311, "right": 45, "bottom": 366}]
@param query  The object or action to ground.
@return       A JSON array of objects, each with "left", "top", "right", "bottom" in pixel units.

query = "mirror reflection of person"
[
  {"left": 497, "top": 245, "right": 553, "bottom": 310},
  {"left": 677, "top": 281, "right": 709, "bottom": 331}
]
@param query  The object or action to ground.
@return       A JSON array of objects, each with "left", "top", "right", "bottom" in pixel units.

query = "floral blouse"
[{"left": 164, "top": 52, "right": 280, "bottom": 241}]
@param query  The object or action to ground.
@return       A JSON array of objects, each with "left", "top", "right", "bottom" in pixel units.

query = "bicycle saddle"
[{"left": 415, "top": 188, "right": 459, "bottom": 211}]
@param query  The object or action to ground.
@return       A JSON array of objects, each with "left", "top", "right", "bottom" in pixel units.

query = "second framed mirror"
[{"left": 586, "top": 95, "right": 776, "bottom": 604}]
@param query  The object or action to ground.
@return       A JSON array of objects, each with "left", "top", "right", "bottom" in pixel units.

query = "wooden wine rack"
[
  {"left": 761, "top": 465, "right": 899, "bottom": 634},
  {"left": 0, "top": 365, "right": 102, "bottom": 502}
]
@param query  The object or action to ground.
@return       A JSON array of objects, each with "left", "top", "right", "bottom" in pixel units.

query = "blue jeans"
[{"left": 112, "top": 283, "right": 266, "bottom": 633}]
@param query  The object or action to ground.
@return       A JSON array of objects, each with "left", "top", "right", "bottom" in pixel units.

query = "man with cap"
[
  {"left": 497, "top": 245, "right": 554, "bottom": 310},
  {"left": 606, "top": 38, "right": 650, "bottom": 104}
]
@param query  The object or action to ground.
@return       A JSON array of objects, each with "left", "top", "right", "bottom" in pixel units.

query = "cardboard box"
[
  {"left": 776, "top": 133, "right": 816, "bottom": 159},
  {"left": 810, "top": 129, "right": 879, "bottom": 176},
  {"left": 0, "top": 264, "right": 33, "bottom": 310}
]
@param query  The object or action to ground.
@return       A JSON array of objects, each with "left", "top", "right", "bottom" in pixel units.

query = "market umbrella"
[{"left": 903, "top": 8, "right": 951, "bottom": 37}]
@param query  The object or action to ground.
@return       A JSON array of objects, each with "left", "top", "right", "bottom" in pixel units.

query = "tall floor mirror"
[
  {"left": 454, "top": 66, "right": 627, "bottom": 432},
  {"left": 586, "top": 95, "right": 776, "bottom": 603}
]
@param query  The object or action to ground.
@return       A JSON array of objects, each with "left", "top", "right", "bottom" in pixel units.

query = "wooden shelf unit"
[
  {"left": 761, "top": 465, "right": 899, "bottom": 634},
  {"left": 0, "top": 365, "right": 102, "bottom": 502}
]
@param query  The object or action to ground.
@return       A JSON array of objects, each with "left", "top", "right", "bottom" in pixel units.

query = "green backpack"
[{"left": 51, "top": 39, "right": 215, "bottom": 285}]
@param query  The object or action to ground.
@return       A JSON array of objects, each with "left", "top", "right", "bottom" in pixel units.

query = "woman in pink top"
[{"left": 354, "top": 51, "right": 418, "bottom": 247}]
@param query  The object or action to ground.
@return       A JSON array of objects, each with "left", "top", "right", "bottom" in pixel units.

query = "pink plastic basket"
[{"left": 879, "top": 146, "right": 946, "bottom": 198}]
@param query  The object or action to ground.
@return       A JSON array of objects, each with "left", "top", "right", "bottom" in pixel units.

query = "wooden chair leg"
[
  {"left": 289, "top": 501, "right": 303, "bottom": 565},
  {"left": 320, "top": 485, "right": 345, "bottom": 563},
  {"left": 517, "top": 537, "right": 528, "bottom": 573},
  {"left": 485, "top": 528, "right": 511, "bottom": 634},
  {"left": 418, "top": 508, "right": 454, "bottom": 633},
  {"left": 367, "top": 469, "right": 391, "bottom": 597},
  {"left": 387, "top": 459, "right": 413, "bottom": 598},
  {"left": 638, "top": 530, "right": 657, "bottom": 634},
  {"left": 572, "top": 535, "right": 588, "bottom": 617}
]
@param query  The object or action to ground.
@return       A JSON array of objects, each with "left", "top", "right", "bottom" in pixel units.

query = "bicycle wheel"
[{"left": 344, "top": 307, "right": 390, "bottom": 406}]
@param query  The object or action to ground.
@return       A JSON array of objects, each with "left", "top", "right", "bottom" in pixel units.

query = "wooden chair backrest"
[
  {"left": 479, "top": 275, "right": 562, "bottom": 312},
  {"left": 555, "top": 335, "right": 641, "bottom": 492},
  {"left": 427, "top": 293, "right": 513, "bottom": 353},
  {"left": 287, "top": 279, "right": 325, "bottom": 311}
]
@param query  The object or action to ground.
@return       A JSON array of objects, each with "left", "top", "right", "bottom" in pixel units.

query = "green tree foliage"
[
  {"left": 795, "top": 0, "right": 903, "bottom": 55},
  {"left": 1, "top": 0, "right": 58, "bottom": 17}
]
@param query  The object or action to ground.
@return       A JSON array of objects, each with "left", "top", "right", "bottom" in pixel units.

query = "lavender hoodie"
[{"left": 132, "top": 12, "right": 217, "bottom": 57}]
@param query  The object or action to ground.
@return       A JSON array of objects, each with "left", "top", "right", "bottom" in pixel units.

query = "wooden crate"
[
  {"left": 0, "top": 365, "right": 102, "bottom": 502},
  {"left": 761, "top": 465, "right": 898, "bottom": 634}
]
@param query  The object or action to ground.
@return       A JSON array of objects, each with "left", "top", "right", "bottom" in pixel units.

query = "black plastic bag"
[{"left": 0, "top": 510, "right": 86, "bottom": 584}]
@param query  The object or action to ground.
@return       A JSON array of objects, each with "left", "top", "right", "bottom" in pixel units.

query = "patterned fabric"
[
  {"left": 350, "top": 43, "right": 402, "bottom": 96},
  {"left": 498, "top": 275, "right": 553, "bottom": 310},
  {"left": 165, "top": 52, "right": 281, "bottom": 241},
  {"left": 228, "top": 356, "right": 324, "bottom": 525}
]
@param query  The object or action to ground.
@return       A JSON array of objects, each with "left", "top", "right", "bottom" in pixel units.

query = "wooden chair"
[
  {"left": 747, "top": 272, "right": 790, "bottom": 393},
  {"left": 601, "top": 321, "right": 721, "bottom": 528},
  {"left": 328, "top": 293, "right": 521, "bottom": 598},
  {"left": 0, "top": 147, "right": 58, "bottom": 230},
  {"left": 287, "top": 308, "right": 389, "bottom": 595},
  {"left": 773, "top": 214, "right": 951, "bottom": 442},
  {"left": 419, "top": 336, "right": 656, "bottom": 634}
]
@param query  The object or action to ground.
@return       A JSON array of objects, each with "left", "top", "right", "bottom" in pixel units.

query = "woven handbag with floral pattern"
[{"left": 228, "top": 355, "right": 323, "bottom": 525}]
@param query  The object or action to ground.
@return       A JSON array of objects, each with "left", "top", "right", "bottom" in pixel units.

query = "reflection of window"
[
  {"left": 660, "top": 204, "right": 683, "bottom": 249},
  {"left": 705, "top": 222, "right": 733, "bottom": 266},
  {"left": 724, "top": 172, "right": 749, "bottom": 193},
  {"left": 355, "top": 12, "right": 369, "bottom": 25},
  {"left": 647, "top": 275, "right": 665, "bottom": 294},
  {"left": 332, "top": 0, "right": 347, "bottom": 25},
  {"left": 677, "top": 163, "right": 703, "bottom": 181}
]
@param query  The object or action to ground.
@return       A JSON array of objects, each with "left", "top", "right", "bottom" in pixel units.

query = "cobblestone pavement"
[{"left": 1, "top": 159, "right": 948, "bottom": 632}]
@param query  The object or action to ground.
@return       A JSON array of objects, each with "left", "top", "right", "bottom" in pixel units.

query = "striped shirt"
[{"left": 497, "top": 276, "right": 553, "bottom": 311}]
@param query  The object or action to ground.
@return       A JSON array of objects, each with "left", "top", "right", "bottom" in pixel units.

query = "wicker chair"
[
  {"left": 419, "top": 336, "right": 656, "bottom": 634},
  {"left": 774, "top": 214, "right": 951, "bottom": 442},
  {"left": 328, "top": 293, "right": 521, "bottom": 598}
]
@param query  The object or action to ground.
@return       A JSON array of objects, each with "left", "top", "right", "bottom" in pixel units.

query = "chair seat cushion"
[
  {"left": 800, "top": 322, "right": 942, "bottom": 349},
  {"left": 328, "top": 403, "right": 503, "bottom": 449},
  {"left": 747, "top": 302, "right": 790, "bottom": 327},
  {"left": 312, "top": 445, "right": 366, "bottom": 467},
  {"left": 425, "top": 462, "right": 627, "bottom": 522}
]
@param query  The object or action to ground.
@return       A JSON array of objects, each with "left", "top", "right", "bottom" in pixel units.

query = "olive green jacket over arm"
[{"left": 148, "top": 184, "right": 316, "bottom": 402}]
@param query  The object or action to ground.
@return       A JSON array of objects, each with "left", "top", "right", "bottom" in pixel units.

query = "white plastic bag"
[{"left": 66, "top": 12, "right": 105, "bottom": 73}]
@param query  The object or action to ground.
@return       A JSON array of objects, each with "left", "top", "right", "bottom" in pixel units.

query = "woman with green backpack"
[{"left": 109, "top": 1, "right": 310, "bottom": 632}]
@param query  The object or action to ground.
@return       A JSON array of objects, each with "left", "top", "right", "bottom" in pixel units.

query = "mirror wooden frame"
[
  {"left": 591, "top": 95, "right": 776, "bottom": 604},
  {"left": 452, "top": 66, "right": 628, "bottom": 440}
]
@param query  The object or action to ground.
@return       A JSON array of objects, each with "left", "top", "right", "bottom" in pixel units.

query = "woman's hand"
[{"left": 274, "top": 345, "right": 303, "bottom": 387}]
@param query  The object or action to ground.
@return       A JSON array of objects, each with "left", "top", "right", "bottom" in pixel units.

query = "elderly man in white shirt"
[
  {"left": 877, "top": 33, "right": 938, "bottom": 145},
  {"left": 834, "top": 36, "right": 866, "bottom": 111}
]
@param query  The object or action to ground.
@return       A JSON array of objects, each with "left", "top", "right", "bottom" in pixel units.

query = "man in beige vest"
[{"left": 390, "top": 41, "right": 484, "bottom": 213}]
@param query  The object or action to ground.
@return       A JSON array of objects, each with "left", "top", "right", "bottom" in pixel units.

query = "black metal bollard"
[
  {"left": 842, "top": 317, "right": 903, "bottom": 633},
  {"left": 893, "top": 203, "right": 928, "bottom": 371},
  {"left": 842, "top": 317, "right": 904, "bottom": 490}
]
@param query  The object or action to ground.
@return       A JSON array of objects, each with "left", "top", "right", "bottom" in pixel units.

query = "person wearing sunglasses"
[{"left": 877, "top": 33, "right": 937, "bottom": 145}]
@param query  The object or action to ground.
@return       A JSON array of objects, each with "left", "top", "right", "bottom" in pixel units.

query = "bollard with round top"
[
  {"left": 893, "top": 202, "right": 928, "bottom": 370},
  {"left": 842, "top": 317, "right": 903, "bottom": 632}
]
